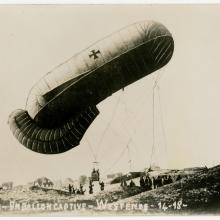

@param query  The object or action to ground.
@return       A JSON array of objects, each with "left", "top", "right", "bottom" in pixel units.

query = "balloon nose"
[{"left": 136, "top": 20, "right": 173, "bottom": 41}]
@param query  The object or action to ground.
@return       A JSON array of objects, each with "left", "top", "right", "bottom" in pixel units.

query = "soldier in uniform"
[
  {"left": 68, "top": 184, "right": 72, "bottom": 195},
  {"left": 167, "top": 175, "right": 173, "bottom": 184},
  {"left": 80, "top": 184, "right": 86, "bottom": 195},
  {"left": 139, "top": 176, "right": 145, "bottom": 189},
  {"left": 129, "top": 179, "right": 136, "bottom": 187},
  {"left": 76, "top": 189, "right": 81, "bottom": 194},
  {"left": 144, "top": 175, "right": 152, "bottom": 190},
  {"left": 89, "top": 181, "right": 94, "bottom": 194},
  {"left": 72, "top": 185, "right": 76, "bottom": 194},
  {"left": 176, "top": 175, "right": 181, "bottom": 181},
  {"left": 99, "top": 181, "right": 105, "bottom": 191}
]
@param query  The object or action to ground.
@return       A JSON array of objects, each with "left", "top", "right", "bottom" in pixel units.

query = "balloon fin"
[{"left": 8, "top": 106, "right": 99, "bottom": 154}]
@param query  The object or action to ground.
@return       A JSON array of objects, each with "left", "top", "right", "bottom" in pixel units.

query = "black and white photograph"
[{"left": 0, "top": 4, "right": 220, "bottom": 216}]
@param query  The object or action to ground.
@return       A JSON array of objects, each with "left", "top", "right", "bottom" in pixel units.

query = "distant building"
[
  {"left": 34, "top": 177, "right": 54, "bottom": 188},
  {"left": 107, "top": 172, "right": 123, "bottom": 179},
  {"left": 148, "top": 165, "right": 161, "bottom": 171},
  {"left": 128, "top": 172, "right": 144, "bottom": 177},
  {"left": 183, "top": 167, "right": 207, "bottom": 173},
  {"left": 1, "top": 181, "right": 13, "bottom": 190},
  {"left": 79, "top": 175, "right": 88, "bottom": 185}
]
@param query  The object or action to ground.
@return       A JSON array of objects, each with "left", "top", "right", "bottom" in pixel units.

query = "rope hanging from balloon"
[
  {"left": 84, "top": 91, "right": 123, "bottom": 169},
  {"left": 85, "top": 69, "right": 168, "bottom": 174},
  {"left": 149, "top": 71, "right": 168, "bottom": 169}
]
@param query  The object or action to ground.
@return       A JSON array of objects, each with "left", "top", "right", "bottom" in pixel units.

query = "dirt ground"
[{"left": 0, "top": 165, "right": 220, "bottom": 216}]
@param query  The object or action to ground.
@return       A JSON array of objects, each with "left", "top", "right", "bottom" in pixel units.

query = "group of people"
[
  {"left": 89, "top": 179, "right": 105, "bottom": 194},
  {"left": 139, "top": 174, "right": 181, "bottom": 190},
  {"left": 68, "top": 180, "right": 105, "bottom": 196},
  {"left": 68, "top": 183, "right": 85, "bottom": 195},
  {"left": 120, "top": 178, "right": 136, "bottom": 188},
  {"left": 91, "top": 168, "right": 100, "bottom": 181},
  {"left": 120, "top": 174, "right": 182, "bottom": 191}
]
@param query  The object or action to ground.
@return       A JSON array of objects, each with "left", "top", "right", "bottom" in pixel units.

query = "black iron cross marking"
[{"left": 89, "top": 50, "right": 101, "bottom": 59}]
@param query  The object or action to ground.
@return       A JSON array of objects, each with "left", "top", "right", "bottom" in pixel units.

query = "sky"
[{"left": 1, "top": 5, "right": 220, "bottom": 185}]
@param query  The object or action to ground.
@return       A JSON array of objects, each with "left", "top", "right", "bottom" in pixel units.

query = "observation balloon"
[{"left": 8, "top": 20, "right": 174, "bottom": 154}]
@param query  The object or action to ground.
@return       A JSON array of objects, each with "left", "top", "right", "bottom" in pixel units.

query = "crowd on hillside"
[
  {"left": 121, "top": 174, "right": 183, "bottom": 191},
  {"left": 68, "top": 180, "right": 105, "bottom": 195}
]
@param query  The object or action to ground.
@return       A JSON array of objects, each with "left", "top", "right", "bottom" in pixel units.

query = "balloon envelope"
[{"left": 8, "top": 20, "right": 174, "bottom": 154}]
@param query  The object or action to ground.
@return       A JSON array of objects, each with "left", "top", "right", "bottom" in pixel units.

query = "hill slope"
[
  {"left": 111, "top": 165, "right": 220, "bottom": 214},
  {"left": 0, "top": 165, "right": 219, "bottom": 215}
]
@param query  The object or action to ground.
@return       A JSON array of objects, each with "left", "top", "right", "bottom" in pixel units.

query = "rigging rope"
[
  {"left": 127, "top": 142, "right": 132, "bottom": 171},
  {"left": 157, "top": 85, "right": 168, "bottom": 165},
  {"left": 102, "top": 83, "right": 152, "bottom": 174},
  {"left": 102, "top": 139, "right": 130, "bottom": 175},
  {"left": 84, "top": 91, "right": 123, "bottom": 169},
  {"left": 97, "top": 89, "right": 148, "bottom": 162},
  {"left": 86, "top": 69, "right": 167, "bottom": 174},
  {"left": 95, "top": 91, "right": 123, "bottom": 159},
  {"left": 85, "top": 137, "right": 97, "bottom": 162},
  {"left": 149, "top": 81, "right": 156, "bottom": 168},
  {"left": 149, "top": 70, "right": 167, "bottom": 168}
]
